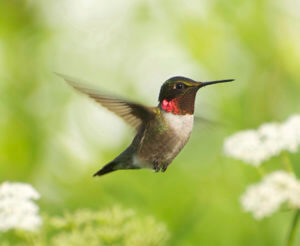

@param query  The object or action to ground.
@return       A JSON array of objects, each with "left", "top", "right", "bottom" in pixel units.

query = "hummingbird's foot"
[
  {"left": 161, "top": 164, "right": 168, "bottom": 172},
  {"left": 153, "top": 161, "right": 160, "bottom": 172}
]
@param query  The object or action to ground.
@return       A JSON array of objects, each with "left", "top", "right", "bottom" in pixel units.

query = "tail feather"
[{"left": 93, "top": 161, "right": 117, "bottom": 177}]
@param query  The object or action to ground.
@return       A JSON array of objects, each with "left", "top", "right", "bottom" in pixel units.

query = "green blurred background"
[{"left": 1, "top": 0, "right": 300, "bottom": 245}]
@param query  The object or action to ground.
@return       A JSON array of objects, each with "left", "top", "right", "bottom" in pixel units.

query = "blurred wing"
[
  {"left": 194, "top": 115, "right": 226, "bottom": 130},
  {"left": 194, "top": 116, "right": 221, "bottom": 126},
  {"left": 57, "top": 73, "right": 155, "bottom": 130}
]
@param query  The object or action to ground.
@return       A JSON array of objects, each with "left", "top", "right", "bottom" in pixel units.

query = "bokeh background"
[{"left": 1, "top": 0, "right": 300, "bottom": 245}]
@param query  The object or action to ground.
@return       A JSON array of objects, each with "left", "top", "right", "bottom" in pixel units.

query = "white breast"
[
  {"left": 163, "top": 112, "right": 194, "bottom": 137},
  {"left": 162, "top": 112, "right": 194, "bottom": 160}
]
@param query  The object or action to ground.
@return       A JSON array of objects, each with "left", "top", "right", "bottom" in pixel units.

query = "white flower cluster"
[
  {"left": 224, "top": 114, "right": 300, "bottom": 166},
  {"left": 241, "top": 171, "right": 300, "bottom": 219},
  {"left": 0, "top": 182, "right": 42, "bottom": 232}
]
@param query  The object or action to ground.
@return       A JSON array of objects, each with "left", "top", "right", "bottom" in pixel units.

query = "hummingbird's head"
[{"left": 158, "top": 76, "right": 234, "bottom": 115}]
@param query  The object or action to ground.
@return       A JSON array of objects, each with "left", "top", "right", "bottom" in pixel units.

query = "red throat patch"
[{"left": 161, "top": 99, "right": 179, "bottom": 114}]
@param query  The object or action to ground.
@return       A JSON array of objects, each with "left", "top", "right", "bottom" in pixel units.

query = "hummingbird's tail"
[
  {"left": 94, "top": 147, "right": 139, "bottom": 177},
  {"left": 93, "top": 161, "right": 117, "bottom": 177}
]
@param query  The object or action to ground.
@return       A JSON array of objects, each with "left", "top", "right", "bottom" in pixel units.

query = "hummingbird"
[{"left": 58, "top": 74, "right": 234, "bottom": 177}]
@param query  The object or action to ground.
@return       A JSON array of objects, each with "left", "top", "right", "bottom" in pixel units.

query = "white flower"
[
  {"left": 257, "top": 123, "right": 283, "bottom": 156},
  {"left": 224, "top": 114, "right": 300, "bottom": 166},
  {"left": 241, "top": 171, "right": 300, "bottom": 219},
  {"left": 0, "top": 182, "right": 42, "bottom": 232},
  {"left": 0, "top": 182, "right": 40, "bottom": 200},
  {"left": 281, "top": 115, "right": 300, "bottom": 153},
  {"left": 224, "top": 130, "right": 268, "bottom": 166}
]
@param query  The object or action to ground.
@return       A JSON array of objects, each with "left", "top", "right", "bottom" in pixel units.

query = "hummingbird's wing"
[
  {"left": 194, "top": 115, "right": 224, "bottom": 127},
  {"left": 57, "top": 73, "right": 155, "bottom": 130}
]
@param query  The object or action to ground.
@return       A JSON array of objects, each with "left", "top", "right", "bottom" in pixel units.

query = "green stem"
[
  {"left": 286, "top": 210, "right": 300, "bottom": 246},
  {"left": 256, "top": 166, "right": 265, "bottom": 177},
  {"left": 282, "top": 152, "right": 294, "bottom": 173}
]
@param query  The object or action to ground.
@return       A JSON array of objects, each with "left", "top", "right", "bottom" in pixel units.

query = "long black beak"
[{"left": 199, "top": 79, "right": 234, "bottom": 88}]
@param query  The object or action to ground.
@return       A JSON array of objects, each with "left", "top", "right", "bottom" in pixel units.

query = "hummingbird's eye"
[{"left": 175, "top": 83, "right": 185, "bottom": 90}]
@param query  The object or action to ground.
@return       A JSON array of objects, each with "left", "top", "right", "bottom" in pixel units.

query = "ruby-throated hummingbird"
[{"left": 58, "top": 74, "right": 234, "bottom": 177}]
